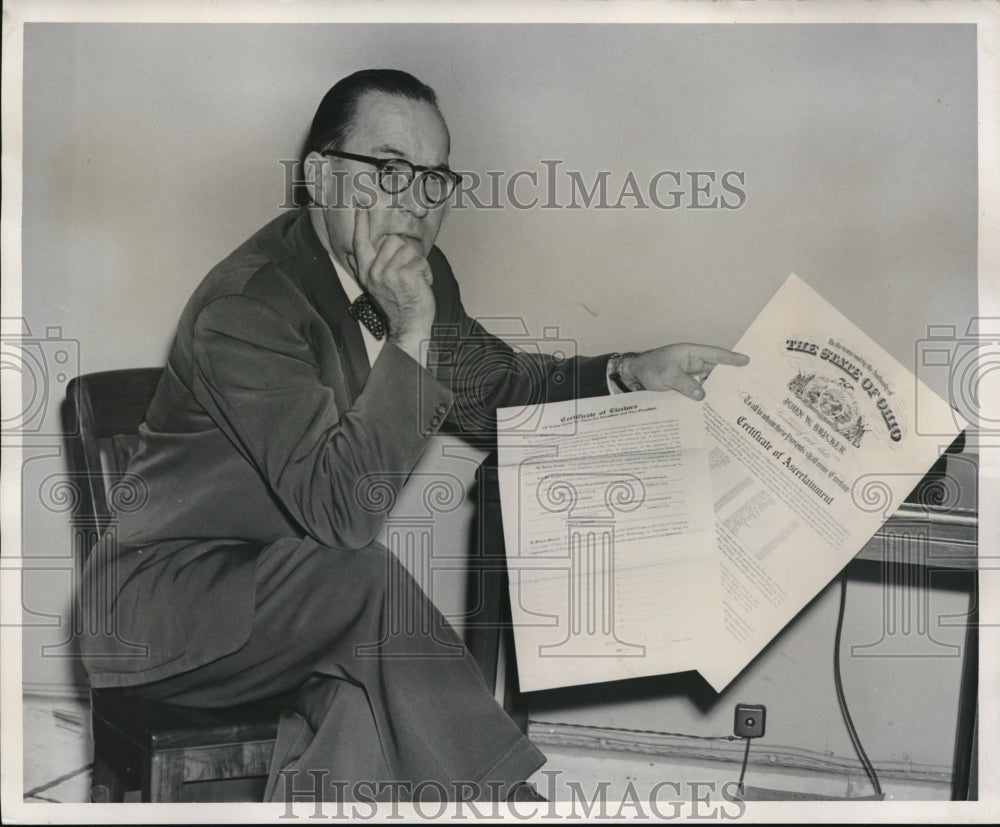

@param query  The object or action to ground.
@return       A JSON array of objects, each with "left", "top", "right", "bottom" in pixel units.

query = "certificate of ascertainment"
[{"left": 698, "top": 273, "right": 966, "bottom": 690}]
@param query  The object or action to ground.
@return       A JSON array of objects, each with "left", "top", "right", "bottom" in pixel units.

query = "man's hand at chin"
[{"left": 349, "top": 207, "right": 436, "bottom": 365}]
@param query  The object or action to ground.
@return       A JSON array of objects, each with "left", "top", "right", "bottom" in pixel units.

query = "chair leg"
[
  {"left": 143, "top": 750, "right": 187, "bottom": 802},
  {"left": 90, "top": 750, "right": 126, "bottom": 802}
]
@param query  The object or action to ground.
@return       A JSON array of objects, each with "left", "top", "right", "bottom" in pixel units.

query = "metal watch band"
[{"left": 608, "top": 351, "right": 642, "bottom": 393}]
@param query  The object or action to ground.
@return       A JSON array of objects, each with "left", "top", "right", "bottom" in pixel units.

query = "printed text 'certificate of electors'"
[{"left": 497, "top": 273, "right": 966, "bottom": 693}]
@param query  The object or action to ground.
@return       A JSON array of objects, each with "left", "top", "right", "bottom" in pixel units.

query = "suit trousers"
[{"left": 126, "top": 537, "right": 545, "bottom": 802}]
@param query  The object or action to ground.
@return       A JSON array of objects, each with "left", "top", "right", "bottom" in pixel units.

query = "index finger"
[
  {"left": 350, "top": 205, "right": 377, "bottom": 287},
  {"left": 690, "top": 345, "right": 750, "bottom": 367}
]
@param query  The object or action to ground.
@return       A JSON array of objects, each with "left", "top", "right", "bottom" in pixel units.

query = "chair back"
[{"left": 63, "top": 368, "right": 163, "bottom": 542}]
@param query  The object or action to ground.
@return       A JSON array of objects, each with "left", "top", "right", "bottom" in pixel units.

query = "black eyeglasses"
[{"left": 322, "top": 150, "right": 461, "bottom": 207}]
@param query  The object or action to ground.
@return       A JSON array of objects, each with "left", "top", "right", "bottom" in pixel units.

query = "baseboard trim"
[
  {"left": 22, "top": 682, "right": 90, "bottom": 701},
  {"left": 528, "top": 720, "right": 950, "bottom": 785}
]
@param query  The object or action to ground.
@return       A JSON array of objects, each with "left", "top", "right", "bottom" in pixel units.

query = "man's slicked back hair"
[{"left": 304, "top": 69, "right": 441, "bottom": 159}]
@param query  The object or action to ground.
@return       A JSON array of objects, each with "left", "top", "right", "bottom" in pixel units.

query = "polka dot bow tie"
[{"left": 348, "top": 293, "right": 387, "bottom": 340}]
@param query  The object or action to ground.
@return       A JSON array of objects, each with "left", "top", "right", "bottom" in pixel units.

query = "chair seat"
[
  {"left": 90, "top": 689, "right": 282, "bottom": 800},
  {"left": 92, "top": 689, "right": 282, "bottom": 750}
]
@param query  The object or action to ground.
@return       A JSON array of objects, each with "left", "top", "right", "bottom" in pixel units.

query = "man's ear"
[{"left": 303, "top": 151, "right": 325, "bottom": 205}]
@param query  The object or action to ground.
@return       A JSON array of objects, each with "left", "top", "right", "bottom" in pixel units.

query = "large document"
[
  {"left": 497, "top": 274, "right": 966, "bottom": 692},
  {"left": 496, "top": 391, "right": 720, "bottom": 691}
]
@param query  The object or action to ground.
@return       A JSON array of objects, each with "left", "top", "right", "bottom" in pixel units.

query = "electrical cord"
[
  {"left": 736, "top": 736, "right": 752, "bottom": 794},
  {"left": 834, "top": 572, "right": 883, "bottom": 797}
]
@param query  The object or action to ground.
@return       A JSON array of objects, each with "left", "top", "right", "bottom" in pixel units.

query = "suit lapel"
[{"left": 289, "top": 210, "right": 370, "bottom": 403}]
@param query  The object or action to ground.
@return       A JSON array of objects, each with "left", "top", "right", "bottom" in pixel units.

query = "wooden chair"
[
  {"left": 63, "top": 368, "right": 282, "bottom": 802},
  {"left": 64, "top": 368, "right": 517, "bottom": 800}
]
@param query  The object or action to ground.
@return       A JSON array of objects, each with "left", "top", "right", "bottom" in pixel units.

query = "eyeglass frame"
[{"left": 320, "top": 149, "right": 462, "bottom": 207}]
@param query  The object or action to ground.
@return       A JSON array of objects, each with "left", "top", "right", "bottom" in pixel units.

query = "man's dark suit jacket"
[{"left": 82, "top": 208, "right": 611, "bottom": 688}]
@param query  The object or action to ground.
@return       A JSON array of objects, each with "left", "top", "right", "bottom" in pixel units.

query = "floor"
[{"left": 22, "top": 695, "right": 93, "bottom": 804}]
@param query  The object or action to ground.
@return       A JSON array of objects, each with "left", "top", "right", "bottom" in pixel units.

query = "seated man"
[{"left": 80, "top": 68, "right": 747, "bottom": 803}]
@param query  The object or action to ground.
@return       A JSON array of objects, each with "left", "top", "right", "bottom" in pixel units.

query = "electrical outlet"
[{"left": 734, "top": 703, "right": 766, "bottom": 738}]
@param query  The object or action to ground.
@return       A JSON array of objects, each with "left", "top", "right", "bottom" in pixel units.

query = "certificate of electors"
[
  {"left": 496, "top": 389, "right": 720, "bottom": 691},
  {"left": 497, "top": 273, "right": 966, "bottom": 693}
]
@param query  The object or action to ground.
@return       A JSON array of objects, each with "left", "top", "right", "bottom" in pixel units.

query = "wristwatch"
[{"left": 608, "top": 352, "right": 643, "bottom": 392}]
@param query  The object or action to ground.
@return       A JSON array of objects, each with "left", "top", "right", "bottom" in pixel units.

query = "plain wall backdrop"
[{"left": 17, "top": 22, "right": 977, "bottom": 795}]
